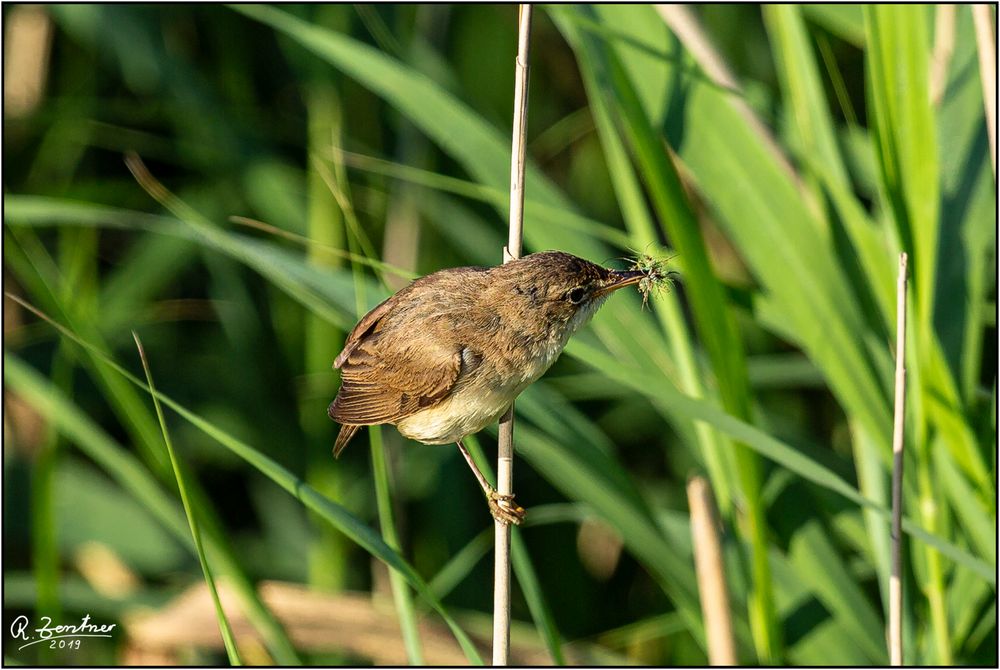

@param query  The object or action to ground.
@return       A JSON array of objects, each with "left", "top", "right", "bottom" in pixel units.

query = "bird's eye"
[{"left": 567, "top": 287, "right": 586, "bottom": 304}]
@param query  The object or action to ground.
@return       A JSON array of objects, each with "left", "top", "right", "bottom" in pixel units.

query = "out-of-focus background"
[{"left": 3, "top": 3, "right": 996, "bottom": 666}]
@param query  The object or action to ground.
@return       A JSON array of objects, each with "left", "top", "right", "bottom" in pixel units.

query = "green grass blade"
[
  {"left": 510, "top": 532, "right": 567, "bottom": 665},
  {"left": 801, "top": 6, "right": 866, "bottom": 48},
  {"left": 788, "top": 521, "right": 886, "bottom": 663},
  {"left": 427, "top": 529, "right": 492, "bottom": 603},
  {"left": 566, "top": 6, "right": 736, "bottom": 515},
  {"left": 6, "top": 225, "right": 304, "bottom": 664},
  {"left": 132, "top": 333, "right": 243, "bottom": 666},
  {"left": 563, "top": 337, "right": 994, "bottom": 583},
  {"left": 562, "top": 8, "right": 896, "bottom": 468},
  {"left": 934, "top": 439, "right": 996, "bottom": 564},
  {"left": 302, "top": 81, "right": 353, "bottom": 594},
  {"left": 331, "top": 149, "right": 633, "bottom": 249},
  {"left": 864, "top": 6, "right": 940, "bottom": 329},
  {"left": 462, "top": 435, "right": 568, "bottom": 664},
  {"left": 369, "top": 427, "right": 425, "bottom": 665},
  {"left": 4, "top": 195, "right": 368, "bottom": 330},
  {"left": 553, "top": 7, "right": 777, "bottom": 659},
  {"left": 4, "top": 310, "right": 484, "bottom": 664},
  {"left": 29, "top": 347, "right": 70, "bottom": 663},
  {"left": 932, "top": 4, "right": 996, "bottom": 434},
  {"left": 765, "top": 3, "right": 851, "bottom": 210},
  {"left": 229, "top": 3, "right": 615, "bottom": 274}
]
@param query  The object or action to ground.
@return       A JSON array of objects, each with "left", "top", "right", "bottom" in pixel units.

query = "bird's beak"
[{"left": 593, "top": 269, "right": 645, "bottom": 298}]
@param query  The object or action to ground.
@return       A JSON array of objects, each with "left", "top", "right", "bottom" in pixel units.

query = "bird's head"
[{"left": 497, "top": 251, "right": 647, "bottom": 339}]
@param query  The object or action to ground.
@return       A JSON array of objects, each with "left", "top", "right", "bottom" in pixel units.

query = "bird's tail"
[{"left": 333, "top": 423, "right": 361, "bottom": 458}]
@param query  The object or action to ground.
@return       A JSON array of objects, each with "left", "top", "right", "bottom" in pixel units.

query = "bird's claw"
[{"left": 488, "top": 490, "right": 526, "bottom": 526}]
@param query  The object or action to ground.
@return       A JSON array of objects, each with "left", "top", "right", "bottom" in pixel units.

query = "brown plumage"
[
  {"left": 330, "top": 253, "right": 622, "bottom": 448},
  {"left": 327, "top": 251, "right": 646, "bottom": 523}
]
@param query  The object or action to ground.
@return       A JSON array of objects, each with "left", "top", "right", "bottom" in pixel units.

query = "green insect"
[{"left": 628, "top": 252, "right": 677, "bottom": 309}]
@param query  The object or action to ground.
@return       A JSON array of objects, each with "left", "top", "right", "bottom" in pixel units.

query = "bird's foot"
[{"left": 487, "top": 490, "right": 526, "bottom": 526}]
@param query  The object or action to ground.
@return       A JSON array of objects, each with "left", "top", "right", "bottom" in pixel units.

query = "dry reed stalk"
[
  {"left": 687, "top": 476, "right": 737, "bottom": 665},
  {"left": 972, "top": 5, "right": 996, "bottom": 177},
  {"left": 494, "top": 4, "right": 532, "bottom": 666},
  {"left": 3, "top": 5, "right": 52, "bottom": 119},
  {"left": 889, "top": 252, "right": 908, "bottom": 666}
]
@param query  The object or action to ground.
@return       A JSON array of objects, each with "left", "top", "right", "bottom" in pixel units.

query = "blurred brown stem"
[{"left": 687, "top": 476, "right": 737, "bottom": 665}]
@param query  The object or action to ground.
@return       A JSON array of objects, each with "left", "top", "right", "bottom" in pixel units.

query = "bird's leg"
[{"left": 456, "top": 439, "right": 525, "bottom": 526}]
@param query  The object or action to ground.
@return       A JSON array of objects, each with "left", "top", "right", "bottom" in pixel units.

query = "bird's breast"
[
  {"left": 395, "top": 384, "right": 516, "bottom": 445},
  {"left": 393, "top": 304, "right": 589, "bottom": 445}
]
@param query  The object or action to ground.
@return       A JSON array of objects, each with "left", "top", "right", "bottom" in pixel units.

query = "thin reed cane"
[
  {"left": 889, "top": 252, "right": 908, "bottom": 666},
  {"left": 494, "top": 4, "right": 532, "bottom": 665}
]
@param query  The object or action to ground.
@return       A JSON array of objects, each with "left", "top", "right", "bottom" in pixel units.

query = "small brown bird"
[{"left": 328, "top": 251, "right": 646, "bottom": 525}]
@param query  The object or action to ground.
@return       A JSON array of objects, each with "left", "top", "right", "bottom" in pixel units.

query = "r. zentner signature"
[{"left": 9, "top": 614, "right": 116, "bottom": 651}]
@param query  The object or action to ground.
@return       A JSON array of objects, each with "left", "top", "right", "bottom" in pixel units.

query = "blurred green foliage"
[{"left": 3, "top": 4, "right": 995, "bottom": 666}]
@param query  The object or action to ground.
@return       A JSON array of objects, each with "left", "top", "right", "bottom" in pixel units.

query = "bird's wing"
[
  {"left": 328, "top": 334, "right": 464, "bottom": 425},
  {"left": 330, "top": 267, "right": 488, "bottom": 428},
  {"left": 334, "top": 292, "right": 399, "bottom": 369}
]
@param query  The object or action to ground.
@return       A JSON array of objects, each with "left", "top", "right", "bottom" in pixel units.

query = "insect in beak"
[{"left": 593, "top": 269, "right": 646, "bottom": 298}]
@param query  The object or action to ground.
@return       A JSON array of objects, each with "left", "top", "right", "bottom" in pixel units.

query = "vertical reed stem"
[
  {"left": 494, "top": 4, "right": 532, "bottom": 666},
  {"left": 688, "top": 476, "right": 737, "bottom": 665},
  {"left": 889, "top": 252, "right": 908, "bottom": 666}
]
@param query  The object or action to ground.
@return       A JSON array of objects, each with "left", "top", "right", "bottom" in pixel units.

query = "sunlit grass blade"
[
  {"left": 563, "top": 336, "right": 994, "bottom": 583},
  {"left": 764, "top": 5, "right": 850, "bottom": 191},
  {"left": 864, "top": 6, "right": 940, "bottom": 329},
  {"left": 931, "top": 4, "right": 997, "bottom": 447},
  {"left": 132, "top": 333, "right": 243, "bottom": 666},
  {"left": 561, "top": 7, "right": 896, "bottom": 466},
  {"left": 934, "top": 438, "right": 996, "bottom": 564},
  {"left": 561, "top": 5, "right": 736, "bottom": 515},
  {"left": 764, "top": 5, "right": 900, "bottom": 338},
  {"left": 552, "top": 6, "right": 777, "bottom": 660}
]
